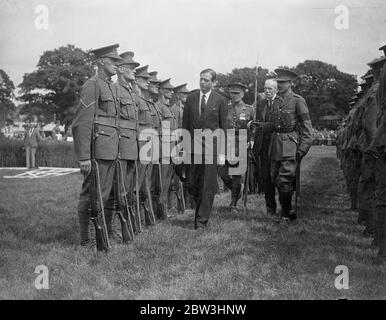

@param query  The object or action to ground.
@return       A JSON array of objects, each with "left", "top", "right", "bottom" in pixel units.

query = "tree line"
[{"left": 0, "top": 44, "right": 358, "bottom": 129}]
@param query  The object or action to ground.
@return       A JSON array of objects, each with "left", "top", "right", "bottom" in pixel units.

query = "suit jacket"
[
  {"left": 182, "top": 90, "right": 227, "bottom": 160},
  {"left": 24, "top": 127, "right": 43, "bottom": 148},
  {"left": 254, "top": 95, "right": 282, "bottom": 154}
]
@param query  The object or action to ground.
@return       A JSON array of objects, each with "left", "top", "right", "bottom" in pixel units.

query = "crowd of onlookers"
[
  {"left": 1, "top": 121, "right": 73, "bottom": 142},
  {"left": 312, "top": 128, "right": 337, "bottom": 146}
]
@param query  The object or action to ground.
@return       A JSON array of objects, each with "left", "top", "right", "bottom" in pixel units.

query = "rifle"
[
  {"left": 89, "top": 159, "right": 110, "bottom": 252},
  {"left": 115, "top": 160, "right": 134, "bottom": 242},
  {"left": 134, "top": 161, "right": 142, "bottom": 233}
]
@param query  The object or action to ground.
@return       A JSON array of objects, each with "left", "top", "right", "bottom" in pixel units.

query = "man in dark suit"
[
  {"left": 24, "top": 122, "right": 45, "bottom": 169},
  {"left": 253, "top": 79, "right": 281, "bottom": 215},
  {"left": 182, "top": 68, "right": 228, "bottom": 229}
]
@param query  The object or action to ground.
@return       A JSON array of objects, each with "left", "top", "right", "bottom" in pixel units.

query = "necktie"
[{"left": 200, "top": 94, "right": 206, "bottom": 117}]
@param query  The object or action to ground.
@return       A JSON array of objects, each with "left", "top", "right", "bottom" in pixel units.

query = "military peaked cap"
[
  {"left": 227, "top": 82, "right": 248, "bottom": 92},
  {"left": 135, "top": 65, "right": 151, "bottom": 78},
  {"left": 91, "top": 44, "right": 122, "bottom": 60},
  {"left": 274, "top": 68, "right": 298, "bottom": 82},
  {"left": 117, "top": 51, "right": 139, "bottom": 68},
  {"left": 159, "top": 78, "right": 174, "bottom": 90},
  {"left": 173, "top": 83, "right": 190, "bottom": 93}
]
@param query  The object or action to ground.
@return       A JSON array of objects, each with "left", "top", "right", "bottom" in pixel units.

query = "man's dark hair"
[{"left": 200, "top": 68, "right": 216, "bottom": 81}]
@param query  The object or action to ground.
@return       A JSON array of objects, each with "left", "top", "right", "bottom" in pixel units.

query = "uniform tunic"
[
  {"left": 72, "top": 75, "right": 120, "bottom": 242},
  {"left": 267, "top": 89, "right": 313, "bottom": 194},
  {"left": 219, "top": 100, "right": 254, "bottom": 193}
]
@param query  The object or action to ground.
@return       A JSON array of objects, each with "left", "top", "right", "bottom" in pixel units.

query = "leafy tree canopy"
[
  {"left": 18, "top": 44, "right": 94, "bottom": 124},
  {"left": 216, "top": 60, "right": 358, "bottom": 126},
  {"left": 0, "top": 69, "right": 16, "bottom": 127}
]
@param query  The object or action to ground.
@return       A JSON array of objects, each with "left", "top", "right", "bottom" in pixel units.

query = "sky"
[{"left": 0, "top": 0, "right": 386, "bottom": 97}]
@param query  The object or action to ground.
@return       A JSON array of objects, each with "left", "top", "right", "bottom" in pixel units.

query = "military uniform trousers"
[
  {"left": 104, "top": 160, "right": 135, "bottom": 236},
  {"left": 77, "top": 159, "right": 117, "bottom": 242},
  {"left": 357, "top": 154, "right": 376, "bottom": 233},
  {"left": 270, "top": 159, "right": 297, "bottom": 216},
  {"left": 374, "top": 153, "right": 386, "bottom": 258},
  {"left": 218, "top": 162, "right": 242, "bottom": 205}
]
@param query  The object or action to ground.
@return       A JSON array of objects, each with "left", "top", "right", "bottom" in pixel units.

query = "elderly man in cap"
[
  {"left": 252, "top": 79, "right": 282, "bottom": 216},
  {"left": 254, "top": 68, "right": 313, "bottom": 222},
  {"left": 218, "top": 82, "right": 254, "bottom": 210},
  {"left": 72, "top": 44, "right": 122, "bottom": 247},
  {"left": 182, "top": 68, "right": 228, "bottom": 229},
  {"left": 368, "top": 45, "right": 386, "bottom": 265}
]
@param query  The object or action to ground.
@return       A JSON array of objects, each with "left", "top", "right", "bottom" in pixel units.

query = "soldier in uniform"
[
  {"left": 357, "top": 57, "right": 385, "bottom": 237},
  {"left": 146, "top": 71, "right": 167, "bottom": 219},
  {"left": 255, "top": 68, "right": 313, "bottom": 222},
  {"left": 218, "top": 82, "right": 254, "bottom": 210},
  {"left": 368, "top": 45, "right": 386, "bottom": 265},
  {"left": 104, "top": 51, "right": 139, "bottom": 240},
  {"left": 134, "top": 65, "right": 155, "bottom": 226},
  {"left": 157, "top": 78, "right": 178, "bottom": 218},
  {"left": 72, "top": 44, "right": 122, "bottom": 247},
  {"left": 169, "top": 83, "right": 191, "bottom": 213}
]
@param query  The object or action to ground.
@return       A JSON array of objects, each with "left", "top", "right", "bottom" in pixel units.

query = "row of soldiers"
[
  {"left": 72, "top": 44, "right": 192, "bottom": 248},
  {"left": 336, "top": 44, "right": 386, "bottom": 265}
]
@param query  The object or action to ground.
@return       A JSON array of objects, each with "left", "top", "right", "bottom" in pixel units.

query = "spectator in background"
[
  {"left": 23, "top": 122, "right": 45, "bottom": 169},
  {"left": 64, "top": 124, "right": 73, "bottom": 142},
  {"left": 53, "top": 121, "right": 62, "bottom": 141}
]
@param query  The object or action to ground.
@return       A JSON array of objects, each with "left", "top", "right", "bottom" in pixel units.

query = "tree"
[
  {"left": 216, "top": 60, "right": 357, "bottom": 127},
  {"left": 291, "top": 60, "right": 357, "bottom": 125},
  {"left": 216, "top": 66, "right": 271, "bottom": 105},
  {"left": 18, "top": 44, "right": 94, "bottom": 125},
  {"left": 0, "top": 69, "right": 16, "bottom": 128}
]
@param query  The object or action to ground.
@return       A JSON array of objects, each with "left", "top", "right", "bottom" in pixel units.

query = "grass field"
[{"left": 0, "top": 146, "right": 385, "bottom": 300}]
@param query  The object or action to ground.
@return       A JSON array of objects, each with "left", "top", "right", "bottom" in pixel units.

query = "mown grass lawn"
[{"left": 0, "top": 146, "right": 385, "bottom": 299}]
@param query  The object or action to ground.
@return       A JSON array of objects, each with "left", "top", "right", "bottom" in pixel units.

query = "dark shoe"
[{"left": 289, "top": 210, "right": 297, "bottom": 221}]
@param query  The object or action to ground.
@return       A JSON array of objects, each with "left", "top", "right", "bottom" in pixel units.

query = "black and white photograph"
[{"left": 0, "top": 0, "right": 385, "bottom": 304}]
